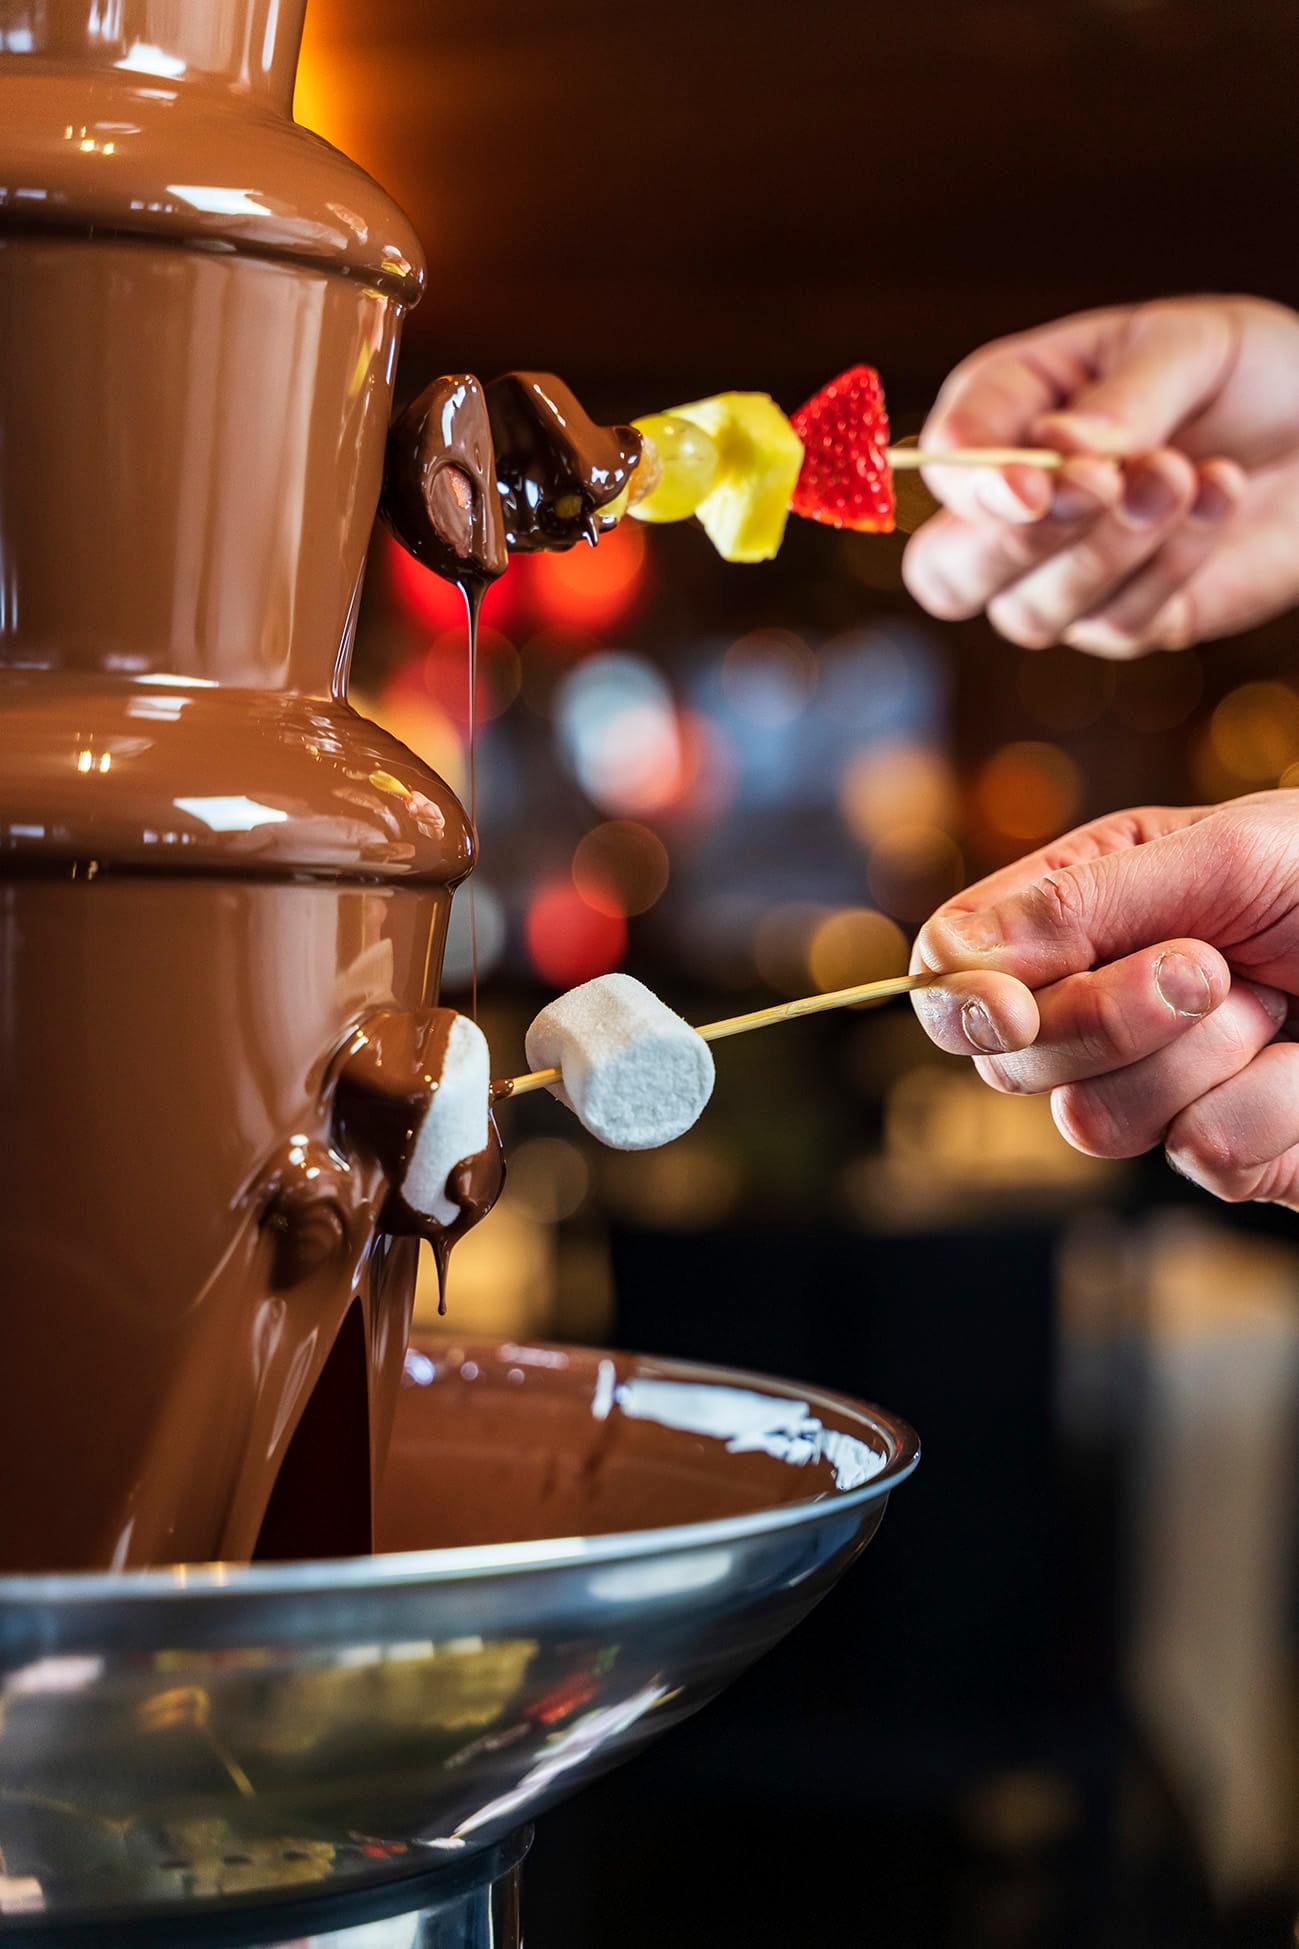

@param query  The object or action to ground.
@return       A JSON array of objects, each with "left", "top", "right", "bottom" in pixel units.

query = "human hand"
[
  {"left": 903, "top": 297, "right": 1299, "bottom": 656},
  {"left": 909, "top": 793, "right": 1299, "bottom": 1208}
]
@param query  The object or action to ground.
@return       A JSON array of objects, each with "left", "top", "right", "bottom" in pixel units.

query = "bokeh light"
[
  {"left": 439, "top": 880, "right": 508, "bottom": 993},
  {"left": 973, "top": 741, "right": 1082, "bottom": 844},
  {"left": 720, "top": 629, "right": 817, "bottom": 728},
  {"left": 1208, "top": 682, "right": 1299, "bottom": 785},
  {"left": 419, "top": 626, "right": 520, "bottom": 731},
  {"left": 600, "top": 1138, "right": 743, "bottom": 1231},
  {"left": 838, "top": 740, "right": 957, "bottom": 847},
  {"left": 525, "top": 877, "right": 627, "bottom": 987},
  {"left": 357, "top": 680, "right": 465, "bottom": 797},
  {"left": 754, "top": 902, "right": 832, "bottom": 996},
  {"left": 530, "top": 520, "right": 647, "bottom": 633},
  {"left": 867, "top": 824, "right": 965, "bottom": 922},
  {"left": 807, "top": 908, "right": 909, "bottom": 993},
  {"left": 519, "top": 629, "right": 603, "bottom": 717},
  {"left": 572, "top": 821, "right": 670, "bottom": 918},
  {"left": 507, "top": 1137, "right": 591, "bottom": 1224},
  {"left": 556, "top": 653, "right": 686, "bottom": 816},
  {"left": 385, "top": 533, "right": 521, "bottom": 636}
]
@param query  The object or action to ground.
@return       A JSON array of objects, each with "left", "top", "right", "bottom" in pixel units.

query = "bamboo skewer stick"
[
  {"left": 497, "top": 973, "right": 933, "bottom": 1100},
  {"left": 885, "top": 447, "right": 1067, "bottom": 471}
]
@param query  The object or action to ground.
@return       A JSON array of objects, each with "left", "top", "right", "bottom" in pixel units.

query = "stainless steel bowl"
[{"left": 0, "top": 1339, "right": 918, "bottom": 1927}]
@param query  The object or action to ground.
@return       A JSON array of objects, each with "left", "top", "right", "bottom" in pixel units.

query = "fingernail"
[
  {"left": 1049, "top": 481, "right": 1101, "bottom": 523},
  {"left": 962, "top": 999, "right": 1006, "bottom": 1053},
  {"left": 1155, "top": 950, "right": 1212, "bottom": 1018},
  {"left": 1190, "top": 474, "right": 1235, "bottom": 524},
  {"left": 1122, "top": 461, "right": 1178, "bottom": 528},
  {"left": 976, "top": 473, "right": 1039, "bottom": 523},
  {"left": 931, "top": 910, "right": 1002, "bottom": 955}
]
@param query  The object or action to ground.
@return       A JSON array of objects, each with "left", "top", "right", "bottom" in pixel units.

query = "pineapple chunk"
[{"left": 668, "top": 392, "right": 804, "bottom": 562}]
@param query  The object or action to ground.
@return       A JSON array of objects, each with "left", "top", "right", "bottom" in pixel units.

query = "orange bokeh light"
[
  {"left": 867, "top": 823, "right": 965, "bottom": 923},
  {"left": 525, "top": 880, "right": 628, "bottom": 988},
  {"left": 807, "top": 909, "right": 909, "bottom": 993},
  {"left": 973, "top": 741, "right": 1081, "bottom": 844},
  {"left": 572, "top": 821, "right": 670, "bottom": 918},
  {"left": 530, "top": 520, "right": 647, "bottom": 633},
  {"left": 1209, "top": 682, "right": 1299, "bottom": 784}
]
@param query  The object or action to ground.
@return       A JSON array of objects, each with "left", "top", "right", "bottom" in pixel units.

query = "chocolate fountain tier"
[
  {"left": 0, "top": 0, "right": 470, "bottom": 1576},
  {"left": 0, "top": 1340, "right": 919, "bottom": 1934}
]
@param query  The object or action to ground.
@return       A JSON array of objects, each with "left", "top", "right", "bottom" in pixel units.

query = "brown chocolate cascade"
[{"left": 0, "top": 0, "right": 487, "bottom": 1572}]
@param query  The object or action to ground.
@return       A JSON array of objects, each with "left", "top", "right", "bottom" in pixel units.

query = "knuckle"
[
  {"left": 1033, "top": 869, "right": 1087, "bottom": 932},
  {"left": 1071, "top": 981, "right": 1133, "bottom": 1066}
]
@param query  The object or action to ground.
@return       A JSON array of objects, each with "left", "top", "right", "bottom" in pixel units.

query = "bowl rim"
[{"left": 0, "top": 1343, "right": 920, "bottom": 1607}]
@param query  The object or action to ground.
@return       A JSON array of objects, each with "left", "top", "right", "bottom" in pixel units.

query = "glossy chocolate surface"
[
  {"left": 487, "top": 371, "right": 642, "bottom": 551},
  {"left": 378, "top": 1339, "right": 899, "bottom": 1550},
  {"left": 381, "top": 374, "right": 509, "bottom": 591}
]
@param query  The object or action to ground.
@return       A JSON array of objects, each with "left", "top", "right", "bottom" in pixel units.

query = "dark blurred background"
[{"left": 299, "top": 2, "right": 1299, "bottom": 1941}]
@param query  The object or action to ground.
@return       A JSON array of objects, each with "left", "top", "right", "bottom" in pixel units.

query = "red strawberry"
[{"left": 790, "top": 365, "right": 895, "bottom": 534}]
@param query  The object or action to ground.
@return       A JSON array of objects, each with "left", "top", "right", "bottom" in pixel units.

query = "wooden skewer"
[
  {"left": 885, "top": 447, "right": 1067, "bottom": 471},
  {"left": 497, "top": 973, "right": 933, "bottom": 1100}
]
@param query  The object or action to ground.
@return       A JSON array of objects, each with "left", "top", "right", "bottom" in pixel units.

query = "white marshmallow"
[
  {"left": 525, "top": 973, "right": 714, "bottom": 1150},
  {"left": 403, "top": 1013, "right": 490, "bottom": 1227}
]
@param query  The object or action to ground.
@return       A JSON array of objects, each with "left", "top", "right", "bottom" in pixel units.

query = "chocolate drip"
[
  {"left": 380, "top": 375, "right": 508, "bottom": 592},
  {"left": 486, "top": 371, "right": 642, "bottom": 552}
]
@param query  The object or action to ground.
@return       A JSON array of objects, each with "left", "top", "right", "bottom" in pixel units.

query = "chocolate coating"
[
  {"left": 334, "top": 1009, "right": 506, "bottom": 1313},
  {"left": 487, "top": 371, "right": 643, "bottom": 551},
  {"left": 381, "top": 375, "right": 508, "bottom": 591}
]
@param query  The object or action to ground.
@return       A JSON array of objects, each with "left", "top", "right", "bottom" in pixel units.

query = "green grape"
[{"left": 628, "top": 413, "right": 720, "bottom": 524}]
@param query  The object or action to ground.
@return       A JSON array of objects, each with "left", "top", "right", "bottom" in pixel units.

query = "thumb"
[
  {"left": 1035, "top": 301, "right": 1240, "bottom": 458},
  {"left": 914, "top": 809, "right": 1259, "bottom": 990}
]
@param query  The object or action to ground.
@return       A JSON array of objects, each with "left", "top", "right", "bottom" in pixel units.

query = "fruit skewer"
[{"left": 623, "top": 366, "right": 1076, "bottom": 562}]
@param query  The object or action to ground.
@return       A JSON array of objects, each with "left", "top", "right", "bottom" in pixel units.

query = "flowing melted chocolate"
[{"left": 487, "top": 371, "right": 643, "bottom": 551}]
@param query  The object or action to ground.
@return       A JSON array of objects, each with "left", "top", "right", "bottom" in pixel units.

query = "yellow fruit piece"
[
  {"left": 666, "top": 393, "right": 803, "bottom": 562},
  {"left": 628, "top": 414, "right": 719, "bottom": 524}
]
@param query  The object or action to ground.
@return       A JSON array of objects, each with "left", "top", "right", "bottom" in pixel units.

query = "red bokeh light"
[
  {"left": 525, "top": 879, "right": 627, "bottom": 988},
  {"left": 529, "top": 520, "right": 647, "bottom": 632},
  {"left": 385, "top": 532, "right": 524, "bottom": 636}
]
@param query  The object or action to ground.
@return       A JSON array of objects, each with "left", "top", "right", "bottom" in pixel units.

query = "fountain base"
[{"left": 0, "top": 1341, "right": 918, "bottom": 1935}]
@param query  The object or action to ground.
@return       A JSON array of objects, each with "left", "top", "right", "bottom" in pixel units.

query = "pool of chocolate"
[{"left": 376, "top": 1338, "right": 897, "bottom": 1554}]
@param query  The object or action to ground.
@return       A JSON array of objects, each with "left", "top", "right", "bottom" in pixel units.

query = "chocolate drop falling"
[{"left": 487, "top": 371, "right": 643, "bottom": 552}]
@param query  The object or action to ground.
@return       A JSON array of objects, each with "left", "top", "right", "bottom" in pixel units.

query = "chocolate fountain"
[{"left": 0, "top": 4, "right": 918, "bottom": 1940}]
